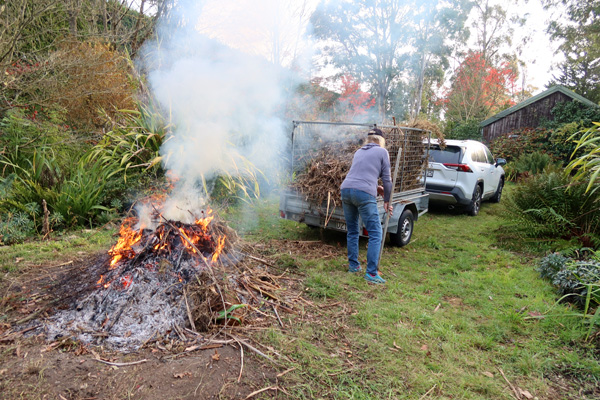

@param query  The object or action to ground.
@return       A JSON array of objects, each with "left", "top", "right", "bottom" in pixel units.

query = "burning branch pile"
[{"left": 45, "top": 205, "right": 294, "bottom": 350}]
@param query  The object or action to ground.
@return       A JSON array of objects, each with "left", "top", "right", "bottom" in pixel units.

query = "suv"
[{"left": 425, "top": 139, "right": 506, "bottom": 216}]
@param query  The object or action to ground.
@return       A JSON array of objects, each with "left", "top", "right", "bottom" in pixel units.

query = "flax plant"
[{"left": 566, "top": 122, "right": 600, "bottom": 194}]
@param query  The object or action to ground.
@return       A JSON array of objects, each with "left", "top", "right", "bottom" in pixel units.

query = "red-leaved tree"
[
  {"left": 441, "top": 51, "right": 518, "bottom": 123},
  {"left": 335, "top": 74, "right": 376, "bottom": 121}
]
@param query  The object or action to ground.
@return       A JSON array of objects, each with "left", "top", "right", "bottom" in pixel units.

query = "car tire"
[
  {"left": 490, "top": 178, "right": 504, "bottom": 203},
  {"left": 467, "top": 184, "right": 482, "bottom": 216},
  {"left": 389, "top": 209, "right": 414, "bottom": 247}
]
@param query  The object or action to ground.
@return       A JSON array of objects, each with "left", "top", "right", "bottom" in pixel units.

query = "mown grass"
[
  {"left": 231, "top": 192, "right": 600, "bottom": 399},
  {"left": 0, "top": 227, "right": 116, "bottom": 273}
]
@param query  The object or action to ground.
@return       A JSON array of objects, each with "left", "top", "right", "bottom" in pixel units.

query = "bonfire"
[{"left": 44, "top": 198, "right": 291, "bottom": 350}]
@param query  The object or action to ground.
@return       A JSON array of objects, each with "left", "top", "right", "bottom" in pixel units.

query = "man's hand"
[
  {"left": 377, "top": 186, "right": 384, "bottom": 197},
  {"left": 383, "top": 202, "right": 393, "bottom": 216}
]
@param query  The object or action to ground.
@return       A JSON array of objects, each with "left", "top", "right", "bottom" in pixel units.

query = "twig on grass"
[
  {"left": 272, "top": 305, "right": 284, "bottom": 328},
  {"left": 498, "top": 367, "right": 521, "bottom": 400},
  {"left": 244, "top": 385, "right": 278, "bottom": 399},
  {"left": 225, "top": 333, "right": 277, "bottom": 364},
  {"left": 419, "top": 384, "right": 437, "bottom": 399},
  {"left": 91, "top": 358, "right": 147, "bottom": 367}
]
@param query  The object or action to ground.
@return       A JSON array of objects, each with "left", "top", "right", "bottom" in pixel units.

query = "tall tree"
[
  {"left": 310, "top": 0, "right": 412, "bottom": 121},
  {"left": 545, "top": 0, "right": 600, "bottom": 103},
  {"left": 407, "top": 0, "right": 471, "bottom": 119}
]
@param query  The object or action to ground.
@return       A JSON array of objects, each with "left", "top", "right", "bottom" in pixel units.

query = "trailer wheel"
[{"left": 389, "top": 209, "right": 414, "bottom": 247}]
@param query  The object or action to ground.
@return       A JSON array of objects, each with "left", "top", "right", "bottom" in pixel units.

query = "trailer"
[{"left": 279, "top": 121, "right": 430, "bottom": 247}]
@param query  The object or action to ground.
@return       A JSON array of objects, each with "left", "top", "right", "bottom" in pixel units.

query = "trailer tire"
[{"left": 389, "top": 209, "right": 414, "bottom": 247}]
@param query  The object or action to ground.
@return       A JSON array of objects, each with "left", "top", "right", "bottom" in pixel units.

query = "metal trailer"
[{"left": 279, "top": 121, "right": 430, "bottom": 247}]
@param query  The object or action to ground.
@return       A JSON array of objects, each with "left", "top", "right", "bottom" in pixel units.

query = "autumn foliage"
[
  {"left": 335, "top": 74, "right": 376, "bottom": 120},
  {"left": 441, "top": 51, "right": 518, "bottom": 123}
]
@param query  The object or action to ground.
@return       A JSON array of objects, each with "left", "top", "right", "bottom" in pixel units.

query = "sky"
[{"left": 195, "top": 0, "right": 561, "bottom": 95}]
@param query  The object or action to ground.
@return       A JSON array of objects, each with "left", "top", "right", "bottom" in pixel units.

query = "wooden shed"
[{"left": 480, "top": 85, "right": 598, "bottom": 143}]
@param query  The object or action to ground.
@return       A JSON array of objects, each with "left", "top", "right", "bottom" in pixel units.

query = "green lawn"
[{"left": 230, "top": 194, "right": 600, "bottom": 399}]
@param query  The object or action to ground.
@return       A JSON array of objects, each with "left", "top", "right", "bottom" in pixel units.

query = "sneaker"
[
  {"left": 364, "top": 273, "right": 386, "bottom": 284},
  {"left": 348, "top": 265, "right": 362, "bottom": 273}
]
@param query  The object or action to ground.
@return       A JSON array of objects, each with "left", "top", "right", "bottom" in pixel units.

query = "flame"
[
  {"left": 212, "top": 236, "right": 226, "bottom": 262},
  {"left": 195, "top": 208, "right": 214, "bottom": 230},
  {"left": 178, "top": 227, "right": 198, "bottom": 253},
  {"left": 97, "top": 275, "right": 104, "bottom": 285},
  {"left": 109, "top": 219, "right": 142, "bottom": 267}
]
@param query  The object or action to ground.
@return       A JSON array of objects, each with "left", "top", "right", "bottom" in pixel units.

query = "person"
[{"left": 340, "top": 127, "right": 393, "bottom": 284}]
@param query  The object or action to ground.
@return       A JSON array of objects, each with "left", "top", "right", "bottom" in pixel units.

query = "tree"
[
  {"left": 407, "top": 0, "right": 471, "bottom": 119},
  {"left": 310, "top": 0, "right": 412, "bottom": 121},
  {"left": 545, "top": 0, "right": 600, "bottom": 103},
  {"left": 334, "top": 74, "right": 376, "bottom": 121},
  {"left": 441, "top": 51, "right": 518, "bottom": 123}
]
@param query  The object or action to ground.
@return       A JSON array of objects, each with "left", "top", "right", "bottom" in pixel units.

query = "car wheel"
[
  {"left": 467, "top": 184, "right": 482, "bottom": 216},
  {"left": 490, "top": 178, "right": 504, "bottom": 203},
  {"left": 389, "top": 209, "right": 414, "bottom": 247}
]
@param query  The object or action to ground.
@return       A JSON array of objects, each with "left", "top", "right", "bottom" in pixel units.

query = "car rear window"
[{"left": 429, "top": 145, "right": 462, "bottom": 164}]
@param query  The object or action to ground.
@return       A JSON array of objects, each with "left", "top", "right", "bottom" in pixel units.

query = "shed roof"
[{"left": 480, "top": 85, "right": 599, "bottom": 127}]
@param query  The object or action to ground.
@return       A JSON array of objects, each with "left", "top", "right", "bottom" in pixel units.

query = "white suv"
[{"left": 425, "top": 139, "right": 506, "bottom": 216}]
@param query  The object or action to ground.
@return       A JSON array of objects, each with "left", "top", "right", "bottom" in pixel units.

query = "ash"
[
  {"left": 44, "top": 216, "right": 236, "bottom": 351},
  {"left": 45, "top": 257, "right": 203, "bottom": 350}
]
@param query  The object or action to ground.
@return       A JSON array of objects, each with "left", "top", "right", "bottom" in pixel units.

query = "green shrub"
[
  {"left": 512, "top": 151, "right": 553, "bottom": 176},
  {"left": 537, "top": 252, "right": 568, "bottom": 280},
  {"left": 489, "top": 128, "right": 554, "bottom": 164},
  {"left": 538, "top": 252, "right": 600, "bottom": 308},
  {"left": 505, "top": 167, "right": 600, "bottom": 246},
  {"left": 542, "top": 101, "right": 600, "bottom": 130},
  {"left": 446, "top": 119, "right": 481, "bottom": 140},
  {"left": 0, "top": 211, "right": 35, "bottom": 245}
]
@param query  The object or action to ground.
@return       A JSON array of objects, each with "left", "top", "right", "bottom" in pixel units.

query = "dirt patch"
[{"left": 0, "top": 335, "right": 280, "bottom": 400}]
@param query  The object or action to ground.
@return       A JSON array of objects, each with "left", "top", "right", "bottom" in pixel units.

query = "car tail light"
[
  {"left": 443, "top": 163, "right": 473, "bottom": 172},
  {"left": 362, "top": 228, "right": 369, "bottom": 236}
]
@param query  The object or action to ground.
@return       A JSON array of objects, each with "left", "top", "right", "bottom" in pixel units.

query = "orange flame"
[
  {"left": 195, "top": 208, "right": 215, "bottom": 230},
  {"left": 109, "top": 219, "right": 142, "bottom": 267},
  {"left": 212, "top": 236, "right": 226, "bottom": 262}
]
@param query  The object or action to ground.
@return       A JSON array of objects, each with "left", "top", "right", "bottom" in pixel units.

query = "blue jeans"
[{"left": 341, "top": 188, "right": 382, "bottom": 276}]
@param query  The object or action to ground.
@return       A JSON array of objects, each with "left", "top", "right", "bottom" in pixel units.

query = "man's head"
[{"left": 366, "top": 127, "right": 385, "bottom": 148}]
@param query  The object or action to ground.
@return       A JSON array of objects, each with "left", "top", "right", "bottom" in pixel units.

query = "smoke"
[{"left": 137, "top": 0, "right": 290, "bottom": 222}]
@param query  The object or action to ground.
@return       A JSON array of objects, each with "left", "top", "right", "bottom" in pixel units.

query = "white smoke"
[{"left": 138, "top": 0, "right": 290, "bottom": 222}]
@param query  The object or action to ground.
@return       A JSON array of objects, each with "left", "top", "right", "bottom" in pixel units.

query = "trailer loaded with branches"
[{"left": 279, "top": 121, "right": 430, "bottom": 247}]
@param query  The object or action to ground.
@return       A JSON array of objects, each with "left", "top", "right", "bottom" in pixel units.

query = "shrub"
[
  {"left": 512, "top": 151, "right": 553, "bottom": 176},
  {"left": 504, "top": 167, "right": 600, "bottom": 247},
  {"left": 489, "top": 128, "right": 554, "bottom": 163},
  {"left": 541, "top": 101, "right": 600, "bottom": 130},
  {"left": 537, "top": 252, "right": 568, "bottom": 280},
  {"left": 0, "top": 211, "right": 35, "bottom": 245},
  {"left": 446, "top": 119, "right": 481, "bottom": 140},
  {"left": 538, "top": 252, "right": 600, "bottom": 308}
]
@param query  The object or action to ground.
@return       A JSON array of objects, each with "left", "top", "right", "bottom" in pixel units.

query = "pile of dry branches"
[{"left": 289, "top": 140, "right": 360, "bottom": 206}]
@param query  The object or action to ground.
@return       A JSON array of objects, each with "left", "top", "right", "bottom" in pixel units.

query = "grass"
[
  {"left": 229, "top": 192, "right": 600, "bottom": 399},
  {"left": 1, "top": 188, "right": 599, "bottom": 399},
  {"left": 0, "top": 226, "right": 116, "bottom": 273}
]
